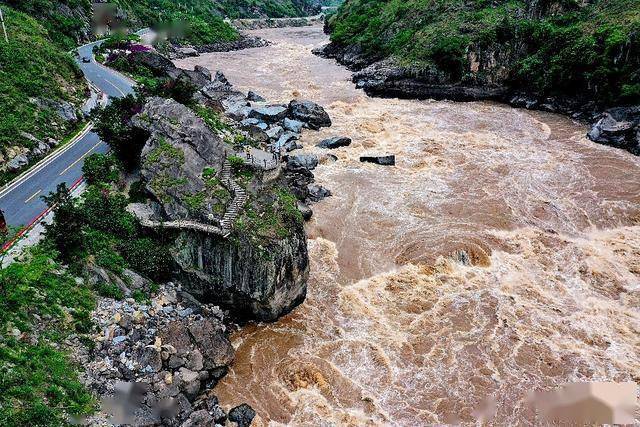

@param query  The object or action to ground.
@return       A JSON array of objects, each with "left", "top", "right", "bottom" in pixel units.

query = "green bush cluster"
[
  {"left": 2, "top": 0, "right": 91, "bottom": 50},
  {"left": 44, "top": 165, "right": 173, "bottom": 283},
  {"left": 329, "top": 0, "right": 640, "bottom": 104},
  {"left": 92, "top": 94, "right": 149, "bottom": 170}
]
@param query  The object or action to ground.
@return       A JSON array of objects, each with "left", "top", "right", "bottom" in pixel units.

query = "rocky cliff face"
[{"left": 173, "top": 221, "right": 309, "bottom": 321}]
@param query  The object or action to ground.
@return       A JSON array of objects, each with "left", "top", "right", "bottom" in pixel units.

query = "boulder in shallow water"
[
  {"left": 248, "top": 105, "right": 288, "bottom": 123},
  {"left": 587, "top": 106, "right": 640, "bottom": 155},
  {"left": 317, "top": 136, "right": 352, "bottom": 149},
  {"left": 288, "top": 99, "right": 332, "bottom": 130},
  {"left": 360, "top": 155, "right": 396, "bottom": 166},
  {"left": 287, "top": 154, "right": 318, "bottom": 171},
  {"left": 307, "top": 184, "right": 332, "bottom": 202},
  {"left": 228, "top": 404, "right": 256, "bottom": 427}
]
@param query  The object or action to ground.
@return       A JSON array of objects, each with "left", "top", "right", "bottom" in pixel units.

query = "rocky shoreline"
[
  {"left": 314, "top": 43, "right": 640, "bottom": 156},
  {"left": 76, "top": 43, "right": 343, "bottom": 424}
]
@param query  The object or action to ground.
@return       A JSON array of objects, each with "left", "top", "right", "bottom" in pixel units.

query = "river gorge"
[{"left": 176, "top": 26, "right": 640, "bottom": 425}]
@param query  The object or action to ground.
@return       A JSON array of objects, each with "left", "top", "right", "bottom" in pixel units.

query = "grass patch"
[{"left": 0, "top": 246, "right": 97, "bottom": 426}]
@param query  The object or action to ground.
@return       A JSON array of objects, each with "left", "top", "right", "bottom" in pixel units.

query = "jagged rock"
[
  {"left": 132, "top": 97, "right": 229, "bottom": 221},
  {"left": 317, "top": 136, "right": 352, "bottom": 149},
  {"left": 248, "top": 105, "right": 288, "bottom": 123},
  {"left": 136, "top": 346, "right": 163, "bottom": 373},
  {"left": 129, "top": 51, "right": 211, "bottom": 90},
  {"left": 297, "top": 201, "right": 313, "bottom": 221},
  {"left": 283, "top": 140, "right": 303, "bottom": 152},
  {"left": 307, "top": 184, "right": 332, "bottom": 202},
  {"left": 587, "top": 106, "right": 640, "bottom": 155},
  {"left": 131, "top": 97, "right": 309, "bottom": 322},
  {"left": 173, "top": 225, "right": 309, "bottom": 321},
  {"left": 266, "top": 125, "right": 284, "bottom": 140},
  {"left": 228, "top": 404, "right": 256, "bottom": 427},
  {"left": 194, "top": 65, "right": 211, "bottom": 81},
  {"left": 180, "top": 409, "right": 214, "bottom": 427},
  {"left": 177, "top": 367, "right": 201, "bottom": 398},
  {"left": 122, "top": 269, "right": 151, "bottom": 290},
  {"left": 360, "top": 155, "right": 396, "bottom": 166},
  {"left": 283, "top": 118, "right": 305, "bottom": 133},
  {"left": 247, "top": 91, "right": 265, "bottom": 102},
  {"left": 287, "top": 154, "right": 318, "bottom": 171},
  {"left": 288, "top": 99, "right": 332, "bottom": 130},
  {"left": 275, "top": 131, "right": 300, "bottom": 151},
  {"left": 6, "top": 154, "right": 29, "bottom": 172},
  {"left": 29, "top": 140, "right": 51, "bottom": 158},
  {"left": 177, "top": 47, "right": 199, "bottom": 57}
]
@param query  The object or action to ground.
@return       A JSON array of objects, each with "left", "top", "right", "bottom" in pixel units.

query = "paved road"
[{"left": 0, "top": 36, "right": 140, "bottom": 229}]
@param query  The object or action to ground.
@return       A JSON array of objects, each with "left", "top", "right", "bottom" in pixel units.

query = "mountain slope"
[{"left": 326, "top": 0, "right": 640, "bottom": 107}]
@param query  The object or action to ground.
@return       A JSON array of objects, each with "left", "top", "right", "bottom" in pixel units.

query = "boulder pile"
[{"left": 78, "top": 283, "right": 255, "bottom": 426}]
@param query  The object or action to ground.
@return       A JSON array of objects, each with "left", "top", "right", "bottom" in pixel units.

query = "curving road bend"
[{"left": 0, "top": 35, "right": 141, "bottom": 230}]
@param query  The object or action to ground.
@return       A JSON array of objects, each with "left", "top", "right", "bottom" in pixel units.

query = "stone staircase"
[{"left": 220, "top": 159, "right": 247, "bottom": 234}]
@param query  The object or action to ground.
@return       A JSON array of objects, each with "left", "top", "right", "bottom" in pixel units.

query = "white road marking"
[
  {"left": 24, "top": 189, "right": 42, "bottom": 204},
  {"left": 59, "top": 140, "right": 103, "bottom": 176},
  {"left": 102, "top": 78, "right": 127, "bottom": 96}
]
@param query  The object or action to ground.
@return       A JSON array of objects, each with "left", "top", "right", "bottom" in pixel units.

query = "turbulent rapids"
[{"left": 176, "top": 26, "right": 640, "bottom": 425}]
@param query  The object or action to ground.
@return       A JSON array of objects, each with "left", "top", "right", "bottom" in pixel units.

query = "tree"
[
  {"left": 92, "top": 94, "right": 149, "bottom": 170},
  {"left": 42, "top": 183, "right": 84, "bottom": 260}
]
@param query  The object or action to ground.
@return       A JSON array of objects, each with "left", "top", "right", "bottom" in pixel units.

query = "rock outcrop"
[
  {"left": 288, "top": 99, "right": 332, "bottom": 130},
  {"left": 131, "top": 95, "right": 310, "bottom": 321},
  {"left": 587, "top": 107, "right": 640, "bottom": 155},
  {"left": 317, "top": 136, "right": 352, "bottom": 149},
  {"left": 360, "top": 155, "right": 396, "bottom": 166}
]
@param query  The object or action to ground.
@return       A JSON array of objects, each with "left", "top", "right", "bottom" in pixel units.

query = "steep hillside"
[
  {"left": 0, "top": 5, "right": 86, "bottom": 177},
  {"left": 1, "top": 0, "right": 92, "bottom": 50},
  {"left": 325, "top": 0, "right": 640, "bottom": 107}
]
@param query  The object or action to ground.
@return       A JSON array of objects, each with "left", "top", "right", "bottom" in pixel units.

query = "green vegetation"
[
  {"left": 329, "top": 0, "right": 640, "bottom": 104},
  {"left": 92, "top": 95, "right": 149, "bottom": 170},
  {"left": 235, "top": 188, "right": 303, "bottom": 244},
  {"left": 194, "top": 106, "right": 232, "bottom": 133},
  {"left": 0, "top": 246, "right": 96, "bottom": 426},
  {"left": 1, "top": 0, "right": 92, "bottom": 50},
  {"left": 82, "top": 153, "right": 120, "bottom": 185},
  {"left": 42, "top": 157, "right": 174, "bottom": 282},
  {"left": 0, "top": 5, "right": 85, "bottom": 153}
]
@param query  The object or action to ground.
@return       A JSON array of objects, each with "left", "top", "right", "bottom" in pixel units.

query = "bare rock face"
[
  {"left": 132, "top": 97, "right": 230, "bottom": 222},
  {"left": 172, "top": 222, "right": 309, "bottom": 322}
]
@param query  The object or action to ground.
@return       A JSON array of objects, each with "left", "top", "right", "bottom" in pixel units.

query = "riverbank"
[
  {"left": 176, "top": 25, "right": 640, "bottom": 425},
  {"left": 314, "top": 42, "right": 640, "bottom": 155}
]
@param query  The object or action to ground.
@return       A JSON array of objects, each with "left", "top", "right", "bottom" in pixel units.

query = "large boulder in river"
[
  {"left": 587, "top": 106, "right": 640, "bottom": 155},
  {"left": 288, "top": 99, "right": 332, "bottom": 130},
  {"left": 287, "top": 154, "right": 318, "bottom": 171},
  {"left": 131, "top": 97, "right": 309, "bottom": 321},
  {"left": 248, "top": 105, "right": 288, "bottom": 123},
  {"left": 317, "top": 136, "right": 352, "bottom": 149},
  {"left": 360, "top": 155, "right": 396, "bottom": 166}
]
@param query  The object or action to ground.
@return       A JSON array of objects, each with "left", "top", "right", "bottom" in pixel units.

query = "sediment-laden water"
[{"left": 176, "top": 26, "right": 640, "bottom": 426}]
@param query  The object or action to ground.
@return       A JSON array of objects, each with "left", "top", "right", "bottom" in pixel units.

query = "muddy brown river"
[{"left": 177, "top": 26, "right": 640, "bottom": 425}]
